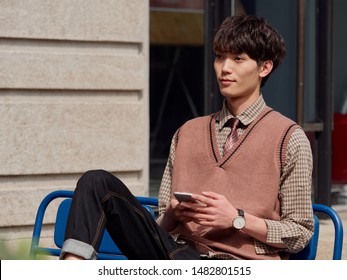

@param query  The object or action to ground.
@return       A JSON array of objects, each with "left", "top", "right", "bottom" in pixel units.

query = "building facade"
[
  {"left": 0, "top": 0, "right": 149, "bottom": 251},
  {"left": 1, "top": 0, "right": 346, "bottom": 257}
]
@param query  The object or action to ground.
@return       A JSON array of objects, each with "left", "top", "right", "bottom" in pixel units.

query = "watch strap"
[{"left": 237, "top": 208, "right": 244, "bottom": 217}]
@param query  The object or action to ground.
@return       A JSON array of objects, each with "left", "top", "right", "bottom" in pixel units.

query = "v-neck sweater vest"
[{"left": 171, "top": 107, "right": 299, "bottom": 260}]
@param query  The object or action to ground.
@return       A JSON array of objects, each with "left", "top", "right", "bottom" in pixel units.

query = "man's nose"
[{"left": 221, "top": 59, "right": 233, "bottom": 73}]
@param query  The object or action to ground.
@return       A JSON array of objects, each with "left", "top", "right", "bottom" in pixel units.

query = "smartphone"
[{"left": 173, "top": 192, "right": 193, "bottom": 202}]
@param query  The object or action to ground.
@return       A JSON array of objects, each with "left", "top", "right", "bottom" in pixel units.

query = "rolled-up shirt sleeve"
[
  {"left": 156, "top": 130, "right": 179, "bottom": 226},
  {"left": 254, "top": 128, "right": 314, "bottom": 254}
]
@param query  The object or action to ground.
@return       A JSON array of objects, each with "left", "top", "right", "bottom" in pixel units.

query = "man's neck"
[{"left": 226, "top": 93, "right": 261, "bottom": 116}]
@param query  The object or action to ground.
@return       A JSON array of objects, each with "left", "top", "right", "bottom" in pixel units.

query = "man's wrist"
[{"left": 160, "top": 205, "right": 178, "bottom": 231}]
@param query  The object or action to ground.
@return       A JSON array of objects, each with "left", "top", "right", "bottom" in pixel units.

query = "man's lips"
[{"left": 219, "top": 78, "right": 236, "bottom": 85}]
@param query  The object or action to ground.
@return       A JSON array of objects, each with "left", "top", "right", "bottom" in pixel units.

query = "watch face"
[{"left": 233, "top": 217, "right": 246, "bottom": 229}]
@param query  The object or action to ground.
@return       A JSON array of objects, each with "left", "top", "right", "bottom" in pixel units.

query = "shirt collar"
[{"left": 216, "top": 95, "right": 267, "bottom": 130}]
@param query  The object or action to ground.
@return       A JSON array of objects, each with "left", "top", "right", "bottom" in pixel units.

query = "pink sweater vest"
[{"left": 171, "top": 107, "right": 299, "bottom": 259}]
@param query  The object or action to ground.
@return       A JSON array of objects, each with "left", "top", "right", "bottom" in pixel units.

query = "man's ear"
[{"left": 259, "top": 60, "right": 273, "bottom": 78}]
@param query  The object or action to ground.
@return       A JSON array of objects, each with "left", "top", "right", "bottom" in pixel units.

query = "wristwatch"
[{"left": 233, "top": 209, "right": 246, "bottom": 230}]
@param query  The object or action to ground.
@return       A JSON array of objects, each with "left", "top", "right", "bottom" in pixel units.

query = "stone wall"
[{"left": 0, "top": 0, "right": 149, "bottom": 252}]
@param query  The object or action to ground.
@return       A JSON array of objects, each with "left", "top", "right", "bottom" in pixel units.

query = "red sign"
[{"left": 332, "top": 113, "right": 347, "bottom": 183}]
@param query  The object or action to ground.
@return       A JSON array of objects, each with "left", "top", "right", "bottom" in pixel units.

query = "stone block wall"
[{"left": 0, "top": 0, "right": 149, "bottom": 252}]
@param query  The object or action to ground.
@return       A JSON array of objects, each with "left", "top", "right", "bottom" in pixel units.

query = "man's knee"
[
  {"left": 75, "top": 169, "right": 126, "bottom": 195},
  {"left": 80, "top": 169, "right": 111, "bottom": 182},
  {"left": 75, "top": 169, "right": 111, "bottom": 193}
]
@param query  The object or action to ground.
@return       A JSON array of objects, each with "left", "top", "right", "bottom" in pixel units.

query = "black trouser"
[{"left": 62, "top": 169, "right": 200, "bottom": 260}]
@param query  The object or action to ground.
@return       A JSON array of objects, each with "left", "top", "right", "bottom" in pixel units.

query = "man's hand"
[
  {"left": 180, "top": 191, "right": 238, "bottom": 229},
  {"left": 169, "top": 197, "right": 198, "bottom": 223},
  {"left": 160, "top": 197, "right": 197, "bottom": 231},
  {"left": 168, "top": 192, "right": 284, "bottom": 249}
]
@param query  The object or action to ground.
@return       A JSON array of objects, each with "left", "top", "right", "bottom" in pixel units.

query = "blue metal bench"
[
  {"left": 30, "top": 190, "right": 157, "bottom": 260},
  {"left": 30, "top": 190, "right": 344, "bottom": 260}
]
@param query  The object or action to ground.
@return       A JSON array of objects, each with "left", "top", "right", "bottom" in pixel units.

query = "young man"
[{"left": 61, "top": 15, "right": 314, "bottom": 260}]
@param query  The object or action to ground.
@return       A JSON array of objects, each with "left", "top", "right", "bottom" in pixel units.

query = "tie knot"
[{"left": 226, "top": 118, "right": 239, "bottom": 130}]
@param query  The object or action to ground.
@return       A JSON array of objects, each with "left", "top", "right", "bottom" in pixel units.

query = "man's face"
[{"left": 214, "top": 52, "right": 263, "bottom": 102}]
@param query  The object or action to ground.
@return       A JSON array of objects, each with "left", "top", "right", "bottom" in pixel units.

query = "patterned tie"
[{"left": 223, "top": 118, "right": 240, "bottom": 155}]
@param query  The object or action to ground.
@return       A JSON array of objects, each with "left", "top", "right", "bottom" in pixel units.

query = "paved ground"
[{"left": 315, "top": 208, "right": 346, "bottom": 260}]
